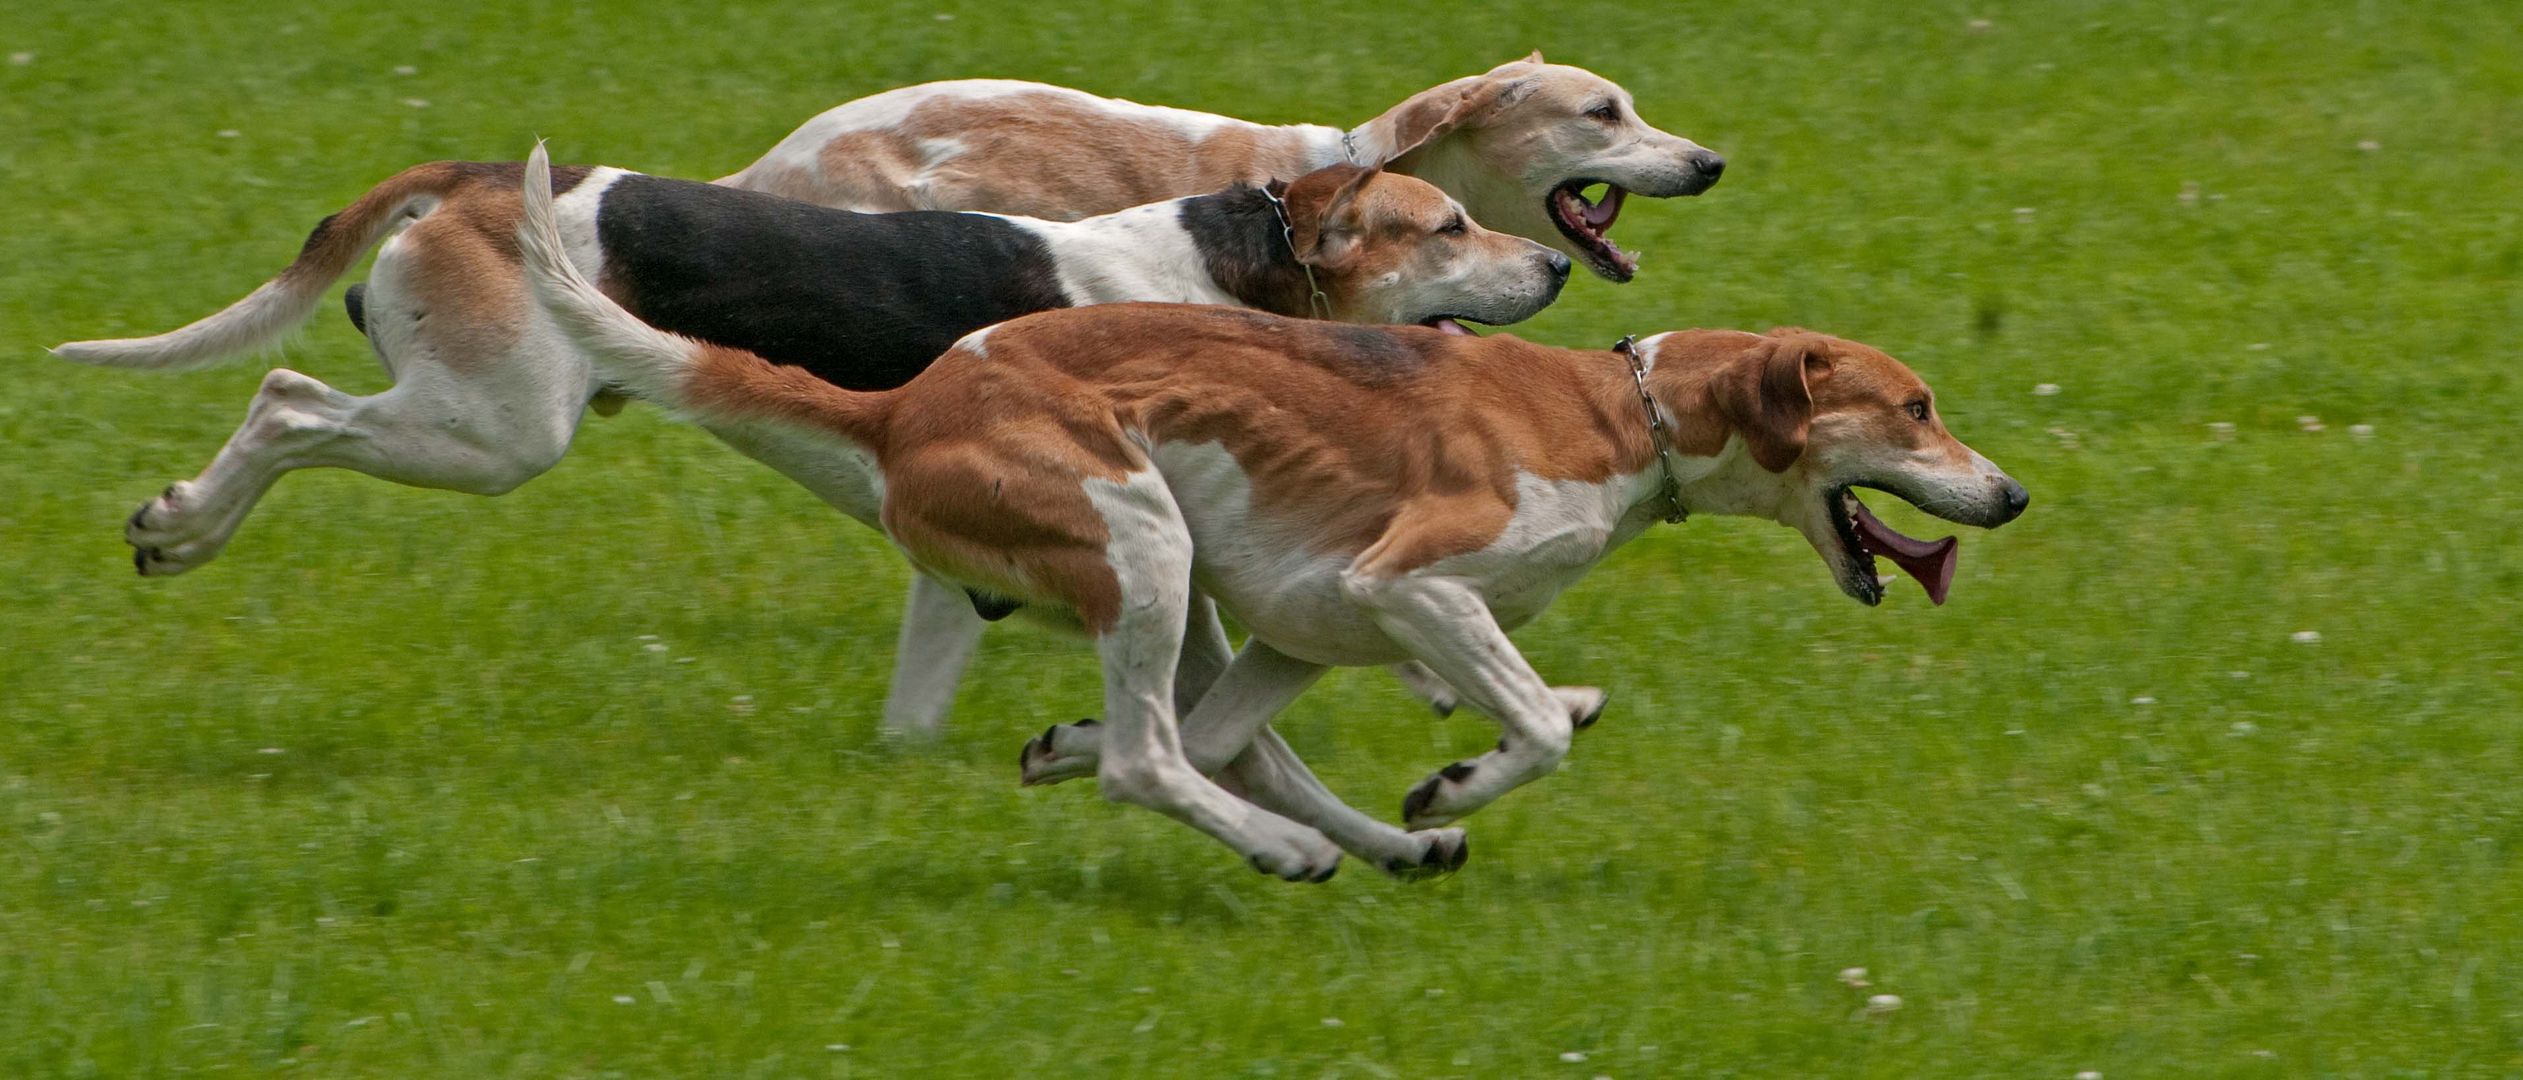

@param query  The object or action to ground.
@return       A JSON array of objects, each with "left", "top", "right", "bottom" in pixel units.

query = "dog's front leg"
[
  {"left": 1386, "top": 660, "right": 1610, "bottom": 732},
  {"left": 1342, "top": 573, "right": 1577, "bottom": 829}
]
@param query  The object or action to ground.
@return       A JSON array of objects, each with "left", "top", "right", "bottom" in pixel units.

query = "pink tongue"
[
  {"left": 1583, "top": 185, "right": 1625, "bottom": 229},
  {"left": 1428, "top": 318, "right": 1475, "bottom": 336},
  {"left": 1852, "top": 500, "right": 1959, "bottom": 605}
]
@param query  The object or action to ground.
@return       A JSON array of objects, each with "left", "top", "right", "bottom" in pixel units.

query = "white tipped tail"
[
  {"left": 50, "top": 278, "right": 319, "bottom": 371},
  {"left": 51, "top": 161, "right": 473, "bottom": 371},
  {"left": 518, "top": 142, "right": 707, "bottom": 407}
]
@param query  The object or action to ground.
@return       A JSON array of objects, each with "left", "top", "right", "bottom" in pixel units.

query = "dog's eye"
[
  {"left": 1439, "top": 215, "right": 1466, "bottom": 235},
  {"left": 1906, "top": 401, "right": 1931, "bottom": 423},
  {"left": 1586, "top": 103, "right": 1620, "bottom": 123}
]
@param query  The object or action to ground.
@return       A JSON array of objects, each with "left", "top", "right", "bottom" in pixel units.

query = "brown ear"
[
  {"left": 1283, "top": 164, "right": 1380, "bottom": 264},
  {"left": 1382, "top": 74, "right": 1541, "bottom": 163},
  {"left": 1520, "top": 49, "right": 1545, "bottom": 64},
  {"left": 1712, "top": 335, "right": 1824, "bottom": 472}
]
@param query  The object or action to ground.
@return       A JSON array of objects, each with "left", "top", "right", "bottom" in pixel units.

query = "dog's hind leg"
[
  {"left": 1222, "top": 728, "right": 1470, "bottom": 880},
  {"left": 1077, "top": 472, "right": 1341, "bottom": 881},
  {"left": 127, "top": 277, "right": 594, "bottom": 575},
  {"left": 880, "top": 575, "right": 989, "bottom": 736}
]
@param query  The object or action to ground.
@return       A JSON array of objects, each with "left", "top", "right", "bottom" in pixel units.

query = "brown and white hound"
[
  {"left": 521, "top": 150, "right": 2028, "bottom": 881},
  {"left": 725, "top": 52, "right": 1724, "bottom": 284}
]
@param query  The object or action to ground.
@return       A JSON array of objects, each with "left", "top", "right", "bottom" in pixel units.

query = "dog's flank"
[{"left": 51, "top": 162, "right": 589, "bottom": 371}]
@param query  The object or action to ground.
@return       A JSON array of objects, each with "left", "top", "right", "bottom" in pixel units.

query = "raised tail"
[
  {"left": 50, "top": 162, "right": 477, "bottom": 371},
  {"left": 517, "top": 142, "right": 890, "bottom": 449}
]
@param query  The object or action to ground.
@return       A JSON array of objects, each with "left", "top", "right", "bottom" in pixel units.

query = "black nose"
[
  {"left": 1545, "top": 251, "right": 1572, "bottom": 281},
  {"left": 1687, "top": 152, "right": 1725, "bottom": 191},
  {"left": 1997, "top": 478, "right": 2030, "bottom": 524}
]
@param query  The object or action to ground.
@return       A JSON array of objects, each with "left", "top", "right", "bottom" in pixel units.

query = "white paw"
[
  {"left": 126, "top": 483, "right": 223, "bottom": 576},
  {"left": 1017, "top": 719, "right": 1100, "bottom": 786},
  {"left": 1380, "top": 827, "right": 1470, "bottom": 880},
  {"left": 1244, "top": 824, "right": 1343, "bottom": 883}
]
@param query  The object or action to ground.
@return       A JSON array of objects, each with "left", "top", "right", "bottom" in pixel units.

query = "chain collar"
[
  {"left": 1614, "top": 334, "right": 1689, "bottom": 525},
  {"left": 1258, "top": 184, "right": 1334, "bottom": 320}
]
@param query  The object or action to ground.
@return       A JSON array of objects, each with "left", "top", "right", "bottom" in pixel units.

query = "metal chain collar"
[
  {"left": 1614, "top": 334, "right": 1689, "bottom": 525},
  {"left": 1258, "top": 184, "right": 1335, "bottom": 320}
]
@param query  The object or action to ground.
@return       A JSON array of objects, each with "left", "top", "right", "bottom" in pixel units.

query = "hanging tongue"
[
  {"left": 1425, "top": 317, "right": 1476, "bottom": 336},
  {"left": 1851, "top": 499, "right": 1959, "bottom": 605}
]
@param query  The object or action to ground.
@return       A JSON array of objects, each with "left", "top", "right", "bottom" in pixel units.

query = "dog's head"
[
  {"left": 1658, "top": 328, "right": 2027, "bottom": 606},
  {"left": 1275, "top": 164, "right": 1571, "bottom": 334},
  {"left": 1367, "top": 54, "right": 1726, "bottom": 283}
]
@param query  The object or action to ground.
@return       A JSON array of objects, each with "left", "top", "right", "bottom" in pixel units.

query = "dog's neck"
[
  {"left": 1174, "top": 184, "right": 1326, "bottom": 319},
  {"left": 1564, "top": 338, "right": 1801, "bottom": 527}
]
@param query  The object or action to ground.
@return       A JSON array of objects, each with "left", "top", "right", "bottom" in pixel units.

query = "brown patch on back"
[{"left": 808, "top": 92, "right": 1326, "bottom": 220}]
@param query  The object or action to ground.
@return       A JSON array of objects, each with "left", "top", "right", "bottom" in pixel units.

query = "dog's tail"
[
  {"left": 517, "top": 142, "right": 890, "bottom": 449},
  {"left": 48, "top": 162, "right": 484, "bottom": 371}
]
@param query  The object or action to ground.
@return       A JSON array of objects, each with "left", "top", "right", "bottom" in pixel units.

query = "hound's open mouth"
[
  {"left": 1550, "top": 181, "right": 1637, "bottom": 282},
  {"left": 1420, "top": 317, "right": 1478, "bottom": 337},
  {"left": 1831, "top": 486, "right": 1960, "bottom": 606}
]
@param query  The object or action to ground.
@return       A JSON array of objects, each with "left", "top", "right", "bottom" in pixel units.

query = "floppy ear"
[
  {"left": 1711, "top": 334, "right": 1824, "bottom": 472},
  {"left": 1283, "top": 164, "right": 1380, "bottom": 265},
  {"left": 1379, "top": 73, "right": 1542, "bottom": 164}
]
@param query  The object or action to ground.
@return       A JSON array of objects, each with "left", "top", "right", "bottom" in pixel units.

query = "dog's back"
[{"left": 591, "top": 174, "right": 1073, "bottom": 390}]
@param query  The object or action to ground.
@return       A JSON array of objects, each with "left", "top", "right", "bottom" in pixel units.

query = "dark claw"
[
  {"left": 1401, "top": 775, "right": 1441, "bottom": 823},
  {"left": 1074, "top": 718, "right": 1099, "bottom": 728},
  {"left": 1429, "top": 698, "right": 1455, "bottom": 718},
  {"left": 1574, "top": 691, "right": 1609, "bottom": 732},
  {"left": 1307, "top": 861, "right": 1339, "bottom": 884},
  {"left": 1439, "top": 761, "right": 1476, "bottom": 782},
  {"left": 133, "top": 547, "right": 151, "bottom": 574},
  {"left": 1447, "top": 835, "right": 1471, "bottom": 871},
  {"left": 127, "top": 502, "right": 152, "bottom": 532}
]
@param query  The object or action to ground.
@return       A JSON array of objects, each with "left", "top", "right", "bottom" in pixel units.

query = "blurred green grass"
[{"left": 4, "top": 0, "right": 2520, "bottom": 1075}]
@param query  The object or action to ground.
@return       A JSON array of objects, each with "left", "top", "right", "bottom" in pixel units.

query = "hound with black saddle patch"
[{"left": 519, "top": 151, "right": 2030, "bottom": 881}]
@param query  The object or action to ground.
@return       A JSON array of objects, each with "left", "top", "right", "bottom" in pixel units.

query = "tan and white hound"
[
  {"left": 521, "top": 151, "right": 2028, "bottom": 881},
  {"left": 726, "top": 52, "right": 1723, "bottom": 285}
]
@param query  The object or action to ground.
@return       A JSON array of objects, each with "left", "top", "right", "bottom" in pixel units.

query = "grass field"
[{"left": 5, "top": 0, "right": 2521, "bottom": 1075}]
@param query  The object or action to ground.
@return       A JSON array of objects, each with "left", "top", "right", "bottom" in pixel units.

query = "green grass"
[{"left": 5, "top": 0, "right": 2521, "bottom": 1075}]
